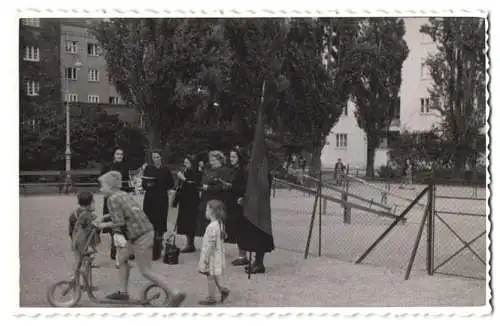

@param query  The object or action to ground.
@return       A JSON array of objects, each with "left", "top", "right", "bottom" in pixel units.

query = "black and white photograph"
[{"left": 10, "top": 5, "right": 491, "bottom": 316}]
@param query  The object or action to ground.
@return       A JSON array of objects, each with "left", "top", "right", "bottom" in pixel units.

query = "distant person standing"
[
  {"left": 334, "top": 158, "right": 345, "bottom": 186},
  {"left": 400, "top": 159, "right": 414, "bottom": 189},
  {"left": 142, "top": 150, "right": 175, "bottom": 260},
  {"left": 175, "top": 155, "right": 202, "bottom": 253},
  {"left": 195, "top": 151, "right": 232, "bottom": 238},
  {"left": 226, "top": 147, "right": 249, "bottom": 265}
]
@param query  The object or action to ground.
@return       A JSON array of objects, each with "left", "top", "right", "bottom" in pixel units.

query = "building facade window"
[
  {"left": 420, "top": 97, "right": 430, "bottom": 113},
  {"left": 88, "top": 68, "right": 100, "bottom": 82},
  {"left": 335, "top": 133, "right": 348, "bottom": 148},
  {"left": 88, "top": 95, "right": 100, "bottom": 103},
  {"left": 109, "top": 96, "right": 120, "bottom": 105},
  {"left": 65, "top": 93, "right": 78, "bottom": 102},
  {"left": 420, "top": 62, "right": 432, "bottom": 80},
  {"left": 64, "top": 40, "right": 79, "bottom": 54},
  {"left": 87, "top": 43, "right": 100, "bottom": 56},
  {"left": 21, "top": 119, "right": 39, "bottom": 131},
  {"left": 24, "top": 46, "right": 40, "bottom": 62},
  {"left": 65, "top": 67, "right": 78, "bottom": 80},
  {"left": 26, "top": 80, "right": 40, "bottom": 96},
  {"left": 23, "top": 18, "right": 40, "bottom": 27}
]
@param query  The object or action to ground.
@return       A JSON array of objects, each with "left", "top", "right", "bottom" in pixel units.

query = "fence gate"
[{"left": 431, "top": 185, "right": 487, "bottom": 280}]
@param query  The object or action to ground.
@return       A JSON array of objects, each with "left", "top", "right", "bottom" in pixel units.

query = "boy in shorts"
[
  {"left": 69, "top": 191, "right": 101, "bottom": 271},
  {"left": 96, "top": 171, "right": 186, "bottom": 307}
]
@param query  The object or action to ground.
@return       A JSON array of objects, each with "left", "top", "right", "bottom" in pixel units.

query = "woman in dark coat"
[
  {"left": 226, "top": 148, "right": 249, "bottom": 265},
  {"left": 195, "top": 150, "right": 232, "bottom": 237},
  {"left": 142, "top": 149, "right": 175, "bottom": 260},
  {"left": 100, "top": 147, "right": 132, "bottom": 261},
  {"left": 175, "top": 155, "right": 202, "bottom": 253},
  {"left": 239, "top": 172, "right": 275, "bottom": 274}
]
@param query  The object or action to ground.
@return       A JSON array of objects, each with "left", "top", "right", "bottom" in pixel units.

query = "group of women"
[{"left": 100, "top": 146, "right": 274, "bottom": 274}]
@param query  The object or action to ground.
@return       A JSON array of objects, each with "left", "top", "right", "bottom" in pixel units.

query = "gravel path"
[{"left": 19, "top": 193, "right": 486, "bottom": 307}]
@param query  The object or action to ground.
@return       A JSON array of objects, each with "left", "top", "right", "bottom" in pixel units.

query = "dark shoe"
[
  {"left": 168, "top": 292, "right": 186, "bottom": 307},
  {"left": 244, "top": 264, "right": 266, "bottom": 274},
  {"left": 198, "top": 297, "right": 217, "bottom": 306},
  {"left": 180, "top": 246, "right": 196, "bottom": 253},
  {"left": 231, "top": 257, "right": 249, "bottom": 266},
  {"left": 110, "top": 246, "right": 117, "bottom": 260},
  {"left": 105, "top": 291, "right": 130, "bottom": 301},
  {"left": 129, "top": 254, "right": 135, "bottom": 261},
  {"left": 220, "top": 288, "right": 230, "bottom": 303}
]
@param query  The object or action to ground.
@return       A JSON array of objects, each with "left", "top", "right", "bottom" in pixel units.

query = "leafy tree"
[
  {"left": 20, "top": 109, "right": 147, "bottom": 171},
  {"left": 221, "top": 18, "right": 289, "bottom": 140},
  {"left": 276, "top": 18, "right": 362, "bottom": 175},
  {"left": 420, "top": 18, "right": 486, "bottom": 173},
  {"left": 389, "top": 129, "right": 456, "bottom": 170},
  {"left": 94, "top": 18, "right": 233, "bottom": 152},
  {"left": 220, "top": 18, "right": 363, "bottom": 175},
  {"left": 349, "top": 18, "right": 409, "bottom": 178}
]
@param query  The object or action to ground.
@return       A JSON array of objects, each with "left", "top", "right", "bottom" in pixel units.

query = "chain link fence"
[
  {"left": 271, "top": 176, "right": 431, "bottom": 276},
  {"left": 431, "top": 186, "right": 487, "bottom": 280},
  {"left": 271, "top": 175, "right": 487, "bottom": 280}
]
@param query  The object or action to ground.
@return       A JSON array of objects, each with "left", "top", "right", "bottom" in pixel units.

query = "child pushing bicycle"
[
  {"left": 95, "top": 171, "right": 186, "bottom": 307},
  {"left": 68, "top": 191, "right": 101, "bottom": 272}
]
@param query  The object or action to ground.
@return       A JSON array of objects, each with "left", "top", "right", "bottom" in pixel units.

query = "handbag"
[{"left": 163, "top": 234, "right": 180, "bottom": 265}]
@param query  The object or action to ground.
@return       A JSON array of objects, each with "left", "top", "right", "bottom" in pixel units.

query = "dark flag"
[{"left": 243, "top": 81, "right": 273, "bottom": 237}]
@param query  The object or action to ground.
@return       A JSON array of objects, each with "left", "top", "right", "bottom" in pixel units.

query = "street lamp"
[{"left": 63, "top": 60, "right": 83, "bottom": 193}]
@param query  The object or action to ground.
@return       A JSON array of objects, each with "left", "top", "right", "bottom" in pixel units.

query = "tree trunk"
[
  {"left": 365, "top": 136, "right": 377, "bottom": 179},
  {"left": 146, "top": 121, "right": 163, "bottom": 162},
  {"left": 454, "top": 146, "right": 466, "bottom": 176},
  {"left": 310, "top": 142, "right": 323, "bottom": 178}
]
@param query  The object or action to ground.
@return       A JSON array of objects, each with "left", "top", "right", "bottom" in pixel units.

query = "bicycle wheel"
[
  {"left": 141, "top": 284, "right": 169, "bottom": 306},
  {"left": 46, "top": 280, "right": 82, "bottom": 307}
]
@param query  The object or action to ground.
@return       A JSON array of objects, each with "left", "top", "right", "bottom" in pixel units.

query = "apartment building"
[
  {"left": 20, "top": 18, "right": 141, "bottom": 127},
  {"left": 321, "top": 18, "right": 442, "bottom": 171},
  {"left": 19, "top": 18, "right": 61, "bottom": 127},
  {"left": 60, "top": 19, "right": 124, "bottom": 106}
]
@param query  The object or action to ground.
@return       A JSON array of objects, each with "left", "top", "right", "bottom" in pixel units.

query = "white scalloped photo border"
[{"left": 9, "top": 7, "right": 491, "bottom": 319}]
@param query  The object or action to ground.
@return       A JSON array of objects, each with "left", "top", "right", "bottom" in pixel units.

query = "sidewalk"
[{"left": 19, "top": 195, "right": 486, "bottom": 308}]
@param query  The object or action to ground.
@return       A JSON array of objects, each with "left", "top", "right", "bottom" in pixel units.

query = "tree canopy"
[
  {"left": 349, "top": 18, "right": 409, "bottom": 177},
  {"left": 94, "top": 18, "right": 234, "bottom": 151},
  {"left": 420, "top": 17, "right": 486, "bottom": 172}
]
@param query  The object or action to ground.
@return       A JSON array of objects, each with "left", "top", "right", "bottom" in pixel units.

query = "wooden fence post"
[{"left": 342, "top": 191, "right": 351, "bottom": 224}]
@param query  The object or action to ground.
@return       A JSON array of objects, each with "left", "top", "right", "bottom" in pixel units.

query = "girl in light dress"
[{"left": 198, "top": 200, "right": 230, "bottom": 305}]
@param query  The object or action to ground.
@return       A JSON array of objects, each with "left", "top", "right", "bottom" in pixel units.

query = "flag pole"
[
  {"left": 247, "top": 251, "right": 252, "bottom": 279},
  {"left": 247, "top": 79, "right": 267, "bottom": 280}
]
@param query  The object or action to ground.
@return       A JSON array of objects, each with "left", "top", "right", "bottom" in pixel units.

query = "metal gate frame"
[{"left": 430, "top": 184, "right": 487, "bottom": 280}]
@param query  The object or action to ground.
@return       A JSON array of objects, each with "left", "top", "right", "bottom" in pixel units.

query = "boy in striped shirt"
[{"left": 97, "top": 171, "right": 186, "bottom": 307}]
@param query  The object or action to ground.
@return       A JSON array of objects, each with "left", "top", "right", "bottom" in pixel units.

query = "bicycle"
[{"left": 46, "top": 226, "right": 169, "bottom": 307}]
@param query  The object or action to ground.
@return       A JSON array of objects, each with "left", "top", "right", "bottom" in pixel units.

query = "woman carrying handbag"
[
  {"left": 142, "top": 150, "right": 175, "bottom": 261},
  {"left": 175, "top": 155, "right": 202, "bottom": 253}
]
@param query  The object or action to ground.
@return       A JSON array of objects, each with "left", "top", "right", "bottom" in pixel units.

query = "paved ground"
[{"left": 19, "top": 189, "right": 487, "bottom": 307}]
